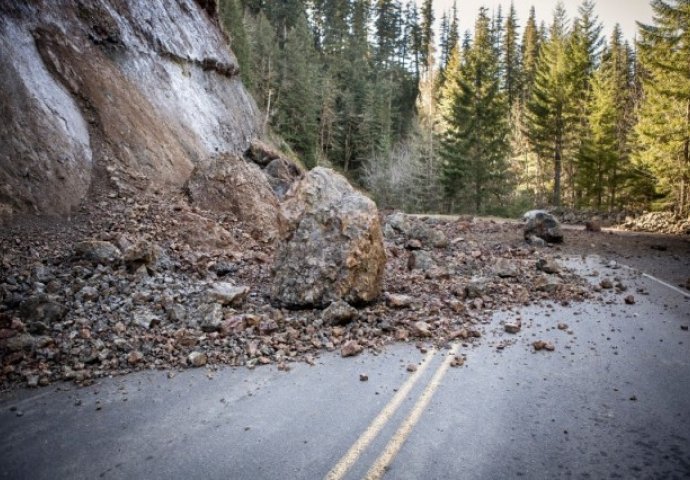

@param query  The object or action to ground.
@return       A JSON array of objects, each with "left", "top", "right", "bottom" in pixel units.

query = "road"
[{"left": 1, "top": 255, "right": 689, "bottom": 479}]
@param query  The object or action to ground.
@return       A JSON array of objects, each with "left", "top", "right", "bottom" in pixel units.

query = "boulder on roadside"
[
  {"left": 523, "top": 211, "right": 563, "bottom": 243},
  {"left": 271, "top": 167, "right": 386, "bottom": 308}
]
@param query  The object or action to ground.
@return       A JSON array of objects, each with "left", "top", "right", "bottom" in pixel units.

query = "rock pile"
[
  {"left": 620, "top": 212, "right": 690, "bottom": 235},
  {"left": 0, "top": 199, "right": 595, "bottom": 391}
]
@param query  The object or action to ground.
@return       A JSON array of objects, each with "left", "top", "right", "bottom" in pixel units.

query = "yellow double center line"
[{"left": 325, "top": 344, "right": 460, "bottom": 480}]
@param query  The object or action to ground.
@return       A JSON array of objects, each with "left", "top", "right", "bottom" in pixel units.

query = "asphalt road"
[{"left": 1, "top": 256, "right": 689, "bottom": 480}]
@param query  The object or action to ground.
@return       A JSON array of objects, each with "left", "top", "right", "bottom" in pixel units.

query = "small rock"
[
  {"left": 536, "top": 258, "right": 560, "bottom": 274},
  {"left": 557, "top": 323, "right": 568, "bottom": 330},
  {"left": 322, "top": 301, "right": 358, "bottom": 326},
  {"left": 123, "top": 240, "right": 166, "bottom": 272},
  {"left": 188, "top": 351, "right": 208, "bottom": 367},
  {"left": 405, "top": 239, "right": 422, "bottom": 250},
  {"left": 407, "top": 250, "right": 435, "bottom": 271},
  {"left": 532, "top": 340, "right": 554, "bottom": 352},
  {"left": 406, "top": 364, "right": 417, "bottom": 373},
  {"left": 411, "top": 321, "right": 432, "bottom": 338},
  {"left": 525, "top": 235, "right": 547, "bottom": 247},
  {"left": 600, "top": 278, "right": 614, "bottom": 289},
  {"left": 341, "top": 340, "right": 362, "bottom": 358},
  {"left": 19, "top": 295, "right": 66, "bottom": 334},
  {"left": 624, "top": 295, "right": 635, "bottom": 305},
  {"left": 450, "top": 356, "right": 465, "bottom": 367},
  {"left": 386, "top": 293, "right": 413, "bottom": 309},
  {"left": 493, "top": 258, "right": 518, "bottom": 278},
  {"left": 681, "top": 325, "right": 688, "bottom": 331},
  {"left": 127, "top": 351, "right": 144, "bottom": 365},
  {"left": 131, "top": 309, "right": 159, "bottom": 330},
  {"left": 359, "top": 373, "right": 368, "bottom": 381},
  {"left": 504, "top": 321, "right": 521, "bottom": 334},
  {"left": 585, "top": 219, "right": 602, "bottom": 232},
  {"left": 74, "top": 240, "right": 121, "bottom": 264},
  {"left": 208, "top": 283, "right": 250, "bottom": 306},
  {"left": 199, "top": 303, "right": 224, "bottom": 332}
]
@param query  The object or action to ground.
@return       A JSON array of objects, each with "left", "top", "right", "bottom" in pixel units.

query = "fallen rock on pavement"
[
  {"left": 504, "top": 321, "right": 521, "bottom": 334},
  {"left": 271, "top": 167, "right": 386, "bottom": 308},
  {"left": 524, "top": 211, "right": 564, "bottom": 243},
  {"left": 341, "top": 340, "right": 363, "bottom": 358},
  {"left": 533, "top": 340, "right": 555, "bottom": 352}
]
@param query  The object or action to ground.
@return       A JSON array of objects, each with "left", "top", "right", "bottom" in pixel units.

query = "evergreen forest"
[{"left": 219, "top": 0, "right": 690, "bottom": 217}]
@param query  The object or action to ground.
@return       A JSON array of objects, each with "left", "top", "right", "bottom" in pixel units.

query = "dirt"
[{"left": 0, "top": 203, "right": 687, "bottom": 392}]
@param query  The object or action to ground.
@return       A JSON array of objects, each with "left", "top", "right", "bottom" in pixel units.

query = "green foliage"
[
  {"left": 228, "top": 0, "right": 682, "bottom": 218},
  {"left": 525, "top": 2, "right": 576, "bottom": 206},
  {"left": 440, "top": 8, "right": 511, "bottom": 213},
  {"left": 635, "top": 0, "right": 690, "bottom": 215},
  {"left": 219, "top": 0, "right": 252, "bottom": 85}
]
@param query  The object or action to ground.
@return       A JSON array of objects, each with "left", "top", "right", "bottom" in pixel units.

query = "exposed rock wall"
[{"left": 0, "top": 0, "right": 264, "bottom": 220}]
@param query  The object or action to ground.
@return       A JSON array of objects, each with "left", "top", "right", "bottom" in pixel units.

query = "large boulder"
[
  {"left": 271, "top": 168, "right": 386, "bottom": 308},
  {"left": 186, "top": 154, "right": 282, "bottom": 241},
  {"left": 523, "top": 210, "right": 564, "bottom": 243}
]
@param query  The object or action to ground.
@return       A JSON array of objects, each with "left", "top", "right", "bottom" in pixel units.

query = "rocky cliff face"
[{"left": 0, "top": 0, "right": 266, "bottom": 221}]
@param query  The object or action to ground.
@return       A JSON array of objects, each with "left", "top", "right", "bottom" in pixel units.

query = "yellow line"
[
  {"left": 324, "top": 348, "right": 437, "bottom": 480},
  {"left": 364, "top": 344, "right": 461, "bottom": 480}
]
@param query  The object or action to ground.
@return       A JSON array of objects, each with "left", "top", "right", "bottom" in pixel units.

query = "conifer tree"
[
  {"left": 420, "top": 0, "right": 434, "bottom": 69},
  {"left": 440, "top": 7, "right": 510, "bottom": 213},
  {"left": 219, "top": 0, "right": 252, "bottom": 86},
  {"left": 503, "top": 2, "right": 521, "bottom": 109},
  {"left": 525, "top": 2, "right": 575, "bottom": 206},
  {"left": 275, "top": 13, "right": 321, "bottom": 167},
  {"left": 636, "top": 0, "right": 690, "bottom": 214},
  {"left": 520, "top": 7, "right": 540, "bottom": 102}
]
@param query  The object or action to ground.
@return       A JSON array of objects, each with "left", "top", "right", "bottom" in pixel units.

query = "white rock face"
[{"left": 0, "top": 0, "right": 261, "bottom": 220}]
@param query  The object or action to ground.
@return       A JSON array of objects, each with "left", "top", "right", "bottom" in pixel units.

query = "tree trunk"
[{"left": 553, "top": 143, "right": 562, "bottom": 207}]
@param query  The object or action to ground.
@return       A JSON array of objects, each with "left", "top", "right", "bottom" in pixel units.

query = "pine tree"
[
  {"left": 275, "top": 13, "right": 321, "bottom": 167},
  {"left": 420, "top": 0, "right": 434, "bottom": 69},
  {"left": 503, "top": 2, "right": 521, "bottom": 109},
  {"left": 246, "top": 12, "right": 281, "bottom": 129},
  {"left": 525, "top": 2, "right": 576, "bottom": 206},
  {"left": 520, "top": 7, "right": 540, "bottom": 102},
  {"left": 569, "top": 0, "right": 603, "bottom": 204},
  {"left": 636, "top": 0, "right": 690, "bottom": 214},
  {"left": 440, "top": 7, "right": 510, "bottom": 213},
  {"left": 219, "top": 0, "right": 252, "bottom": 86},
  {"left": 375, "top": 0, "right": 401, "bottom": 69}
]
